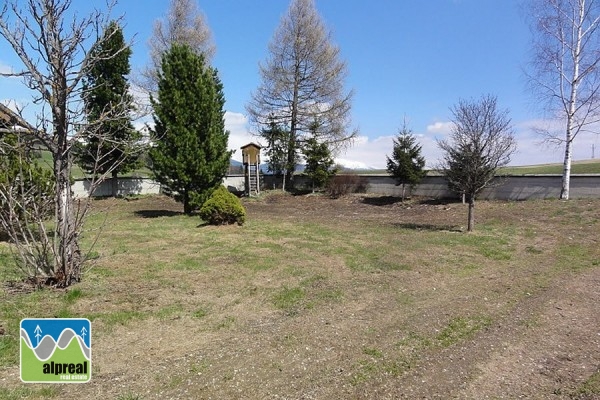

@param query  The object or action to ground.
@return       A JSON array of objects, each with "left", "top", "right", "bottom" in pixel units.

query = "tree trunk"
[
  {"left": 561, "top": 2, "right": 584, "bottom": 200},
  {"left": 111, "top": 170, "right": 119, "bottom": 197},
  {"left": 560, "top": 137, "right": 573, "bottom": 200},
  {"left": 54, "top": 152, "right": 81, "bottom": 287},
  {"left": 467, "top": 197, "right": 475, "bottom": 232},
  {"left": 183, "top": 190, "right": 192, "bottom": 215},
  {"left": 401, "top": 184, "right": 406, "bottom": 202}
]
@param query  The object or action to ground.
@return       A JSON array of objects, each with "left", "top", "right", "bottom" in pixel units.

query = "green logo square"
[{"left": 20, "top": 318, "right": 91, "bottom": 383}]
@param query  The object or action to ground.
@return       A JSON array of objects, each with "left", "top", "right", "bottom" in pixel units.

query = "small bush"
[
  {"left": 199, "top": 186, "right": 246, "bottom": 225},
  {"left": 327, "top": 174, "right": 369, "bottom": 198}
]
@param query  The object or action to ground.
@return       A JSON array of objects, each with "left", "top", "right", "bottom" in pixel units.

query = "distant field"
[
  {"left": 35, "top": 149, "right": 153, "bottom": 179},
  {"left": 499, "top": 159, "right": 600, "bottom": 175},
  {"left": 346, "top": 159, "right": 600, "bottom": 176}
]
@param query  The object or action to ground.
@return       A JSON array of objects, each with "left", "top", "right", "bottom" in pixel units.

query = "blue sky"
[{"left": 2, "top": 0, "right": 600, "bottom": 168}]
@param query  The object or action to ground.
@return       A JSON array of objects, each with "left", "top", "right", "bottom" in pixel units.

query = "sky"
[{"left": 2, "top": 0, "right": 600, "bottom": 168}]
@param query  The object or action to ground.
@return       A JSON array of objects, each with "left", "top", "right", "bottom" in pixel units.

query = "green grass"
[
  {"left": 35, "top": 149, "right": 152, "bottom": 179},
  {"left": 500, "top": 159, "right": 600, "bottom": 175},
  {"left": 272, "top": 286, "right": 305, "bottom": 311},
  {"left": 436, "top": 315, "right": 492, "bottom": 347},
  {"left": 1, "top": 195, "right": 600, "bottom": 397},
  {"left": 116, "top": 392, "right": 143, "bottom": 400},
  {"left": 575, "top": 370, "right": 600, "bottom": 396},
  {"left": 0, "top": 387, "right": 59, "bottom": 400}
]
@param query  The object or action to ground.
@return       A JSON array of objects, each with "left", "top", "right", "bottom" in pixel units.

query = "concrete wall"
[
  {"left": 223, "top": 175, "right": 245, "bottom": 192},
  {"left": 263, "top": 174, "right": 600, "bottom": 200},
  {"left": 359, "top": 174, "right": 600, "bottom": 200},
  {"left": 72, "top": 178, "right": 161, "bottom": 198},
  {"left": 74, "top": 174, "right": 600, "bottom": 200}
]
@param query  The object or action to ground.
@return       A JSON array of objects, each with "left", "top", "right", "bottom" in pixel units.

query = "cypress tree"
[
  {"left": 79, "top": 21, "right": 139, "bottom": 194},
  {"left": 150, "top": 44, "right": 232, "bottom": 214}
]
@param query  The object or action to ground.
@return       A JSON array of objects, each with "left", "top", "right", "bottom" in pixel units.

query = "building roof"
[
  {"left": 240, "top": 142, "right": 262, "bottom": 150},
  {"left": 0, "top": 103, "right": 36, "bottom": 132}
]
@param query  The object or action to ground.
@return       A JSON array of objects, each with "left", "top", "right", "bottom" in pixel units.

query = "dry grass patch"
[{"left": 0, "top": 194, "right": 599, "bottom": 399}]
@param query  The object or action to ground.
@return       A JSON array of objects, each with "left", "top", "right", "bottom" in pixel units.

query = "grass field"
[
  {"left": 499, "top": 158, "right": 600, "bottom": 175},
  {"left": 0, "top": 193, "right": 599, "bottom": 399},
  {"left": 344, "top": 159, "right": 600, "bottom": 176}
]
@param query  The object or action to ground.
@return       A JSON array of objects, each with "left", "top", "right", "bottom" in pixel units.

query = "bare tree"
[
  {"left": 138, "top": 0, "right": 216, "bottom": 97},
  {"left": 527, "top": 0, "right": 600, "bottom": 199},
  {"left": 438, "top": 95, "right": 517, "bottom": 232},
  {"left": 0, "top": 0, "right": 135, "bottom": 287},
  {"left": 246, "top": 0, "right": 355, "bottom": 188}
]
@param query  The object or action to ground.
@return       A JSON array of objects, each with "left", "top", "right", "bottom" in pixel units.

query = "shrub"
[
  {"left": 326, "top": 174, "right": 369, "bottom": 198},
  {"left": 199, "top": 186, "right": 246, "bottom": 225}
]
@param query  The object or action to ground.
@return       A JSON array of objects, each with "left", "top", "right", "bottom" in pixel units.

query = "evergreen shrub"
[{"left": 199, "top": 186, "right": 246, "bottom": 225}]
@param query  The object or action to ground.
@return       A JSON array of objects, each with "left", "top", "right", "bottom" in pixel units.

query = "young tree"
[
  {"left": 139, "top": 0, "right": 215, "bottom": 97},
  {"left": 438, "top": 95, "right": 517, "bottom": 232},
  {"left": 386, "top": 124, "right": 427, "bottom": 201},
  {"left": 262, "top": 118, "right": 292, "bottom": 190},
  {"left": 527, "top": 0, "right": 600, "bottom": 199},
  {"left": 150, "top": 44, "right": 231, "bottom": 215},
  {"left": 78, "top": 20, "right": 140, "bottom": 196},
  {"left": 303, "top": 136, "right": 337, "bottom": 193},
  {"left": 0, "top": 0, "right": 131, "bottom": 287},
  {"left": 247, "top": 0, "right": 355, "bottom": 188}
]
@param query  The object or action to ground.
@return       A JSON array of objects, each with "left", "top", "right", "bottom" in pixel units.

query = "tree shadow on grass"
[
  {"left": 362, "top": 196, "right": 404, "bottom": 206},
  {"left": 134, "top": 210, "right": 184, "bottom": 218},
  {"left": 392, "top": 222, "right": 462, "bottom": 232},
  {"left": 417, "top": 198, "right": 460, "bottom": 206}
]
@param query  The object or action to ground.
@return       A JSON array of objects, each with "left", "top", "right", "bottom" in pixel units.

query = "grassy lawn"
[{"left": 0, "top": 193, "right": 599, "bottom": 399}]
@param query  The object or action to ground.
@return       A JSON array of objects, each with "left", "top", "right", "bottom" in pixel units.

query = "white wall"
[{"left": 72, "top": 178, "right": 161, "bottom": 198}]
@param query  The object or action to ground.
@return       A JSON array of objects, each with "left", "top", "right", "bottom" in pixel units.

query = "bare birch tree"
[
  {"left": 0, "top": 0, "right": 135, "bottom": 287},
  {"left": 138, "top": 0, "right": 216, "bottom": 97},
  {"left": 246, "top": 0, "right": 355, "bottom": 187},
  {"left": 527, "top": 0, "right": 600, "bottom": 199}
]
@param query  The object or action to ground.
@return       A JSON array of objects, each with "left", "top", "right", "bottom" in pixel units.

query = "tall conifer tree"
[
  {"left": 386, "top": 124, "right": 427, "bottom": 201},
  {"left": 150, "top": 44, "right": 231, "bottom": 214},
  {"left": 79, "top": 20, "right": 139, "bottom": 195}
]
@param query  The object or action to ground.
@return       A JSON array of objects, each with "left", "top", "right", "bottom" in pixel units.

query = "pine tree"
[
  {"left": 303, "top": 136, "right": 336, "bottom": 193},
  {"left": 262, "top": 118, "right": 292, "bottom": 190},
  {"left": 386, "top": 124, "right": 426, "bottom": 201},
  {"left": 150, "top": 44, "right": 232, "bottom": 215},
  {"left": 79, "top": 21, "right": 140, "bottom": 195}
]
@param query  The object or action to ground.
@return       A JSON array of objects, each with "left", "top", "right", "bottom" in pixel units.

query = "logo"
[{"left": 20, "top": 318, "right": 91, "bottom": 383}]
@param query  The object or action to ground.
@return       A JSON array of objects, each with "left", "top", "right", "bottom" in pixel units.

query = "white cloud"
[
  {"left": 333, "top": 117, "right": 597, "bottom": 170},
  {"left": 336, "top": 135, "right": 395, "bottom": 169},
  {"left": 224, "top": 111, "right": 256, "bottom": 161},
  {"left": 0, "top": 61, "right": 14, "bottom": 75},
  {"left": 510, "top": 119, "right": 600, "bottom": 165},
  {"left": 426, "top": 121, "right": 454, "bottom": 135}
]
